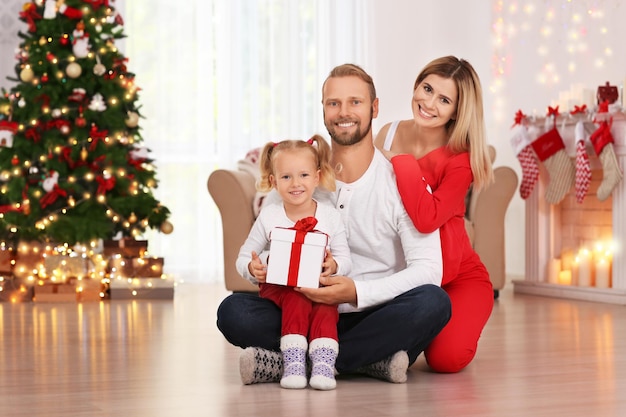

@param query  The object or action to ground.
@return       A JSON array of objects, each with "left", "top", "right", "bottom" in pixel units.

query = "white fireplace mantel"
[{"left": 513, "top": 113, "right": 626, "bottom": 304}]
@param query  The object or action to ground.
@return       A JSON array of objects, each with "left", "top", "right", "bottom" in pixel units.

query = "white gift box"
[{"left": 265, "top": 227, "right": 328, "bottom": 288}]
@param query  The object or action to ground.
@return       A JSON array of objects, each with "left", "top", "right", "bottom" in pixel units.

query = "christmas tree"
[{"left": 0, "top": 0, "right": 172, "bottom": 248}]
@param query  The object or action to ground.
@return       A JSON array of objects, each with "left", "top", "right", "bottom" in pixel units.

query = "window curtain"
[{"left": 118, "top": 0, "right": 373, "bottom": 282}]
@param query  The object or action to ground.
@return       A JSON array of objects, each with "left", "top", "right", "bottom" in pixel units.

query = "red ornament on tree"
[
  {"left": 75, "top": 115, "right": 86, "bottom": 127},
  {"left": 11, "top": 156, "right": 19, "bottom": 165}
]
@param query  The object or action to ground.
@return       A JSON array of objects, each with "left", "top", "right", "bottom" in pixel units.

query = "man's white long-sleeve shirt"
[{"left": 324, "top": 149, "right": 442, "bottom": 313}]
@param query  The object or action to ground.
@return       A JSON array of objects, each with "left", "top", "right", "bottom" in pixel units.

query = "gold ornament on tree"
[
  {"left": 66, "top": 62, "right": 82, "bottom": 79},
  {"left": 20, "top": 67, "right": 34, "bottom": 82},
  {"left": 160, "top": 220, "right": 174, "bottom": 234},
  {"left": 125, "top": 111, "right": 139, "bottom": 128}
]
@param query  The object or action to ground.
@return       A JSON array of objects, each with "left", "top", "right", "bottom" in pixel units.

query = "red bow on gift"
[
  {"left": 570, "top": 104, "right": 587, "bottom": 115},
  {"left": 285, "top": 216, "right": 320, "bottom": 286},
  {"left": 293, "top": 216, "right": 318, "bottom": 232}
]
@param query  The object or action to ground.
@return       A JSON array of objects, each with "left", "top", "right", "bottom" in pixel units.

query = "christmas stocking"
[
  {"left": 574, "top": 121, "right": 591, "bottom": 204},
  {"left": 531, "top": 125, "right": 576, "bottom": 204},
  {"left": 510, "top": 124, "right": 540, "bottom": 199},
  {"left": 590, "top": 120, "right": 623, "bottom": 201}
]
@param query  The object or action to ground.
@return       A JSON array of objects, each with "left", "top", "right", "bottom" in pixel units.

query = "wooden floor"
[{"left": 1, "top": 282, "right": 625, "bottom": 417}]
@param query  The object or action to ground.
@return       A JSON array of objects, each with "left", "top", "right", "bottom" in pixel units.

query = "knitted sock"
[
  {"left": 531, "top": 127, "right": 576, "bottom": 204},
  {"left": 355, "top": 351, "right": 409, "bottom": 383},
  {"left": 510, "top": 124, "right": 540, "bottom": 200},
  {"left": 280, "top": 334, "right": 308, "bottom": 389},
  {"left": 590, "top": 121, "right": 623, "bottom": 201},
  {"left": 596, "top": 144, "right": 623, "bottom": 201},
  {"left": 574, "top": 121, "right": 592, "bottom": 204},
  {"left": 239, "top": 347, "right": 283, "bottom": 385},
  {"left": 308, "top": 338, "right": 338, "bottom": 391}
]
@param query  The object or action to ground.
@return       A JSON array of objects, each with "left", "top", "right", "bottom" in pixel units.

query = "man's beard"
[{"left": 324, "top": 111, "right": 373, "bottom": 146}]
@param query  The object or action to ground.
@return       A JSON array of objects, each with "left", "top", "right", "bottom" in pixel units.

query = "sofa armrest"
[
  {"left": 468, "top": 166, "right": 518, "bottom": 291},
  {"left": 208, "top": 169, "right": 259, "bottom": 292}
]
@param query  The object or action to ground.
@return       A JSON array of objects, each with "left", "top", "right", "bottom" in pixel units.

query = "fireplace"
[{"left": 513, "top": 114, "right": 626, "bottom": 304}]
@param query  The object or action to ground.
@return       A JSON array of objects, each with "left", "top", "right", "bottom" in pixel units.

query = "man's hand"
[{"left": 296, "top": 275, "right": 357, "bottom": 305}]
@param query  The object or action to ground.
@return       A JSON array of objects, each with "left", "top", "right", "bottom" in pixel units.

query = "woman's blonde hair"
[
  {"left": 257, "top": 134, "right": 335, "bottom": 193},
  {"left": 414, "top": 56, "right": 493, "bottom": 189}
]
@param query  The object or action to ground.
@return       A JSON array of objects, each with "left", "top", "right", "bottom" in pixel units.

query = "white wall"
[{"left": 369, "top": 0, "right": 626, "bottom": 282}]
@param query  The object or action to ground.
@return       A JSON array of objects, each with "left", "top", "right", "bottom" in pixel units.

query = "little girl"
[{"left": 236, "top": 135, "right": 351, "bottom": 390}]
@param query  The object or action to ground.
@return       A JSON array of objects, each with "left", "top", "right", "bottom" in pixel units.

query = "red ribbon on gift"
[{"left": 286, "top": 217, "right": 318, "bottom": 287}]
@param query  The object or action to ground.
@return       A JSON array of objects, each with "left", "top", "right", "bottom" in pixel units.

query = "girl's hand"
[
  {"left": 248, "top": 251, "right": 267, "bottom": 283},
  {"left": 321, "top": 249, "right": 337, "bottom": 277}
]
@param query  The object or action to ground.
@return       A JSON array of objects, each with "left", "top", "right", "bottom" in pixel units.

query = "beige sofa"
[{"left": 208, "top": 146, "right": 518, "bottom": 298}]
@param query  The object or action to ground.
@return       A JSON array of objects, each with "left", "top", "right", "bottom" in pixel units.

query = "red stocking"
[
  {"left": 510, "top": 124, "right": 540, "bottom": 199},
  {"left": 531, "top": 126, "right": 575, "bottom": 205}
]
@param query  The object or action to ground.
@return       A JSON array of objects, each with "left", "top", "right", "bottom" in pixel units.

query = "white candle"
[
  {"left": 558, "top": 270, "right": 572, "bottom": 285},
  {"left": 595, "top": 256, "right": 611, "bottom": 288},
  {"left": 548, "top": 258, "right": 561, "bottom": 284},
  {"left": 561, "top": 248, "right": 574, "bottom": 271},
  {"left": 583, "top": 88, "right": 596, "bottom": 108},
  {"left": 577, "top": 249, "right": 593, "bottom": 287}
]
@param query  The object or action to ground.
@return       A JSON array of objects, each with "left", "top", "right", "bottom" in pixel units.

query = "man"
[{"left": 216, "top": 64, "right": 451, "bottom": 385}]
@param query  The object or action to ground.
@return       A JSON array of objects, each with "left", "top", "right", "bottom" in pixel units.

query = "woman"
[{"left": 375, "top": 56, "right": 493, "bottom": 373}]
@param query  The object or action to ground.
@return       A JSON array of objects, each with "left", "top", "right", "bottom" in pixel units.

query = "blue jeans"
[{"left": 216, "top": 284, "right": 451, "bottom": 373}]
